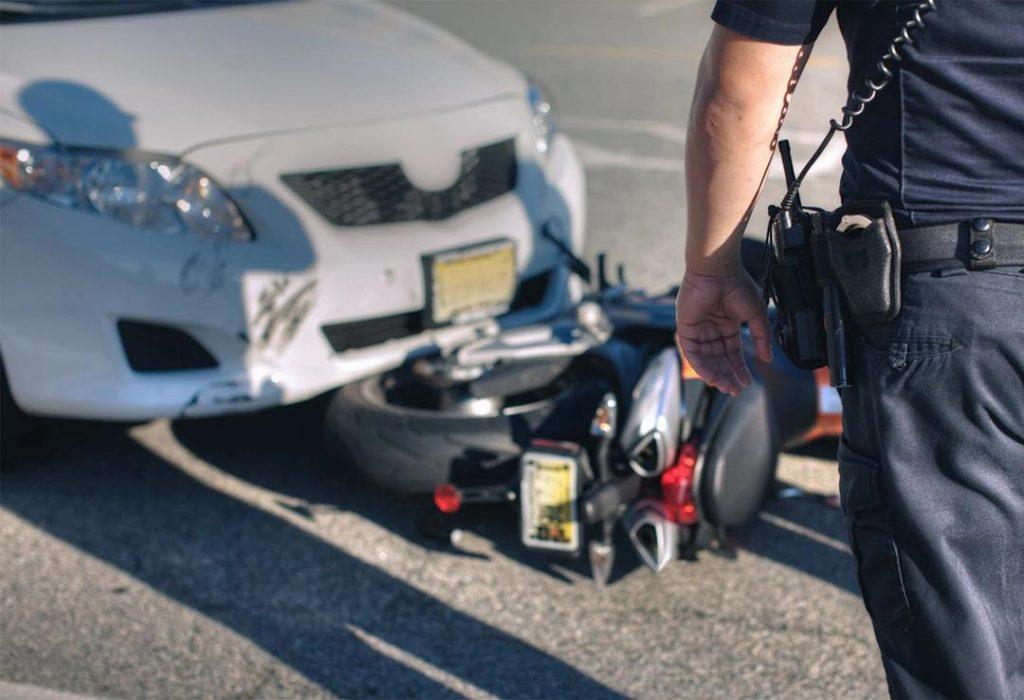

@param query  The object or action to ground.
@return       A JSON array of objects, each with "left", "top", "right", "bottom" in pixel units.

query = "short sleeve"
[{"left": 711, "top": 1, "right": 836, "bottom": 46}]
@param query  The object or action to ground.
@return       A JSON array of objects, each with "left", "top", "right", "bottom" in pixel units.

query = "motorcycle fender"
[{"left": 696, "top": 382, "right": 779, "bottom": 527}]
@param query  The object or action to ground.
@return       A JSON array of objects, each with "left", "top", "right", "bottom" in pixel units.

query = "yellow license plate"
[
  {"left": 424, "top": 240, "right": 516, "bottom": 326},
  {"left": 520, "top": 450, "right": 580, "bottom": 552}
]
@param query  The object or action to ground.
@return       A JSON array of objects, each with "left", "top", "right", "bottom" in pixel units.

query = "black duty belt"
[{"left": 900, "top": 218, "right": 1024, "bottom": 273}]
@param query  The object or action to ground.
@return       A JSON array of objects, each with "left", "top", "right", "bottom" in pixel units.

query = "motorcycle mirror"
[{"left": 619, "top": 348, "right": 683, "bottom": 477}]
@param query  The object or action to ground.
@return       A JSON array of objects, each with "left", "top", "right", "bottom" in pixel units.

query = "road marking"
[
  {"left": 346, "top": 625, "right": 499, "bottom": 700},
  {"left": 530, "top": 43, "right": 844, "bottom": 69},
  {"left": 759, "top": 511, "right": 850, "bottom": 553},
  {"left": 572, "top": 138, "right": 684, "bottom": 172},
  {"left": 529, "top": 43, "right": 698, "bottom": 61},
  {"left": 566, "top": 120, "right": 846, "bottom": 179},
  {"left": 0, "top": 681, "right": 101, "bottom": 700},
  {"left": 561, "top": 116, "right": 688, "bottom": 144},
  {"left": 637, "top": 0, "right": 706, "bottom": 18}
]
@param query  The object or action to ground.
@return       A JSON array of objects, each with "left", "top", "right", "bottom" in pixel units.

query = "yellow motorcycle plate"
[{"left": 520, "top": 449, "right": 580, "bottom": 552}]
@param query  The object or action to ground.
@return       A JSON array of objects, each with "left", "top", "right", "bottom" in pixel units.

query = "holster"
[
  {"left": 825, "top": 201, "right": 902, "bottom": 323},
  {"left": 766, "top": 134, "right": 903, "bottom": 388}
]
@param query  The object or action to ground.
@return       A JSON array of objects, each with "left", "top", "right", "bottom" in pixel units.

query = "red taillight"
[
  {"left": 660, "top": 442, "right": 699, "bottom": 524},
  {"left": 433, "top": 483, "right": 462, "bottom": 514}
]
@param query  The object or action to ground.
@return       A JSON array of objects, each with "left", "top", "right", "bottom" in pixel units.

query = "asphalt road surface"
[{"left": 1, "top": 2, "right": 886, "bottom": 698}]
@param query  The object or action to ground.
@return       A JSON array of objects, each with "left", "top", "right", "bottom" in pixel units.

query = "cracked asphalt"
[{"left": 1, "top": 2, "right": 886, "bottom": 698}]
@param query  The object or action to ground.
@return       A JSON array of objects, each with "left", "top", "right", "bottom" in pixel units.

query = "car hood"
[{"left": 0, "top": 0, "right": 526, "bottom": 153}]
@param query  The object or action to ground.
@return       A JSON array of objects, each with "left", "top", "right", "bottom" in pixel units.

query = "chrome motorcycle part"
[
  {"left": 619, "top": 348, "right": 683, "bottom": 477},
  {"left": 622, "top": 499, "right": 679, "bottom": 573}
]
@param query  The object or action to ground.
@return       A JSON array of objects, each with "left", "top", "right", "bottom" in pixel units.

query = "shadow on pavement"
[
  {"left": 170, "top": 402, "right": 853, "bottom": 593},
  {"left": 727, "top": 437, "right": 858, "bottom": 595},
  {"left": 3, "top": 402, "right": 857, "bottom": 695},
  {"left": 170, "top": 398, "right": 644, "bottom": 587},
  {"left": 736, "top": 493, "right": 857, "bottom": 596},
  {"left": 2, "top": 414, "right": 625, "bottom": 699}
]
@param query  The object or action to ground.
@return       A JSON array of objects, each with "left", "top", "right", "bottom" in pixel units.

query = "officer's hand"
[{"left": 675, "top": 267, "right": 772, "bottom": 396}]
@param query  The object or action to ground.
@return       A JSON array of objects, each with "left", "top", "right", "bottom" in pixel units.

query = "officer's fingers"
[
  {"left": 722, "top": 335, "right": 752, "bottom": 389},
  {"left": 713, "top": 354, "right": 741, "bottom": 396},
  {"left": 712, "top": 339, "right": 745, "bottom": 396},
  {"left": 704, "top": 341, "right": 739, "bottom": 396},
  {"left": 702, "top": 351, "right": 732, "bottom": 395},
  {"left": 746, "top": 309, "right": 773, "bottom": 363}
]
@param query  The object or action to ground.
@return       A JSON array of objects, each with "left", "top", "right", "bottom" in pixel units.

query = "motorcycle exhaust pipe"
[
  {"left": 622, "top": 499, "right": 679, "bottom": 573},
  {"left": 620, "top": 348, "right": 683, "bottom": 478}
]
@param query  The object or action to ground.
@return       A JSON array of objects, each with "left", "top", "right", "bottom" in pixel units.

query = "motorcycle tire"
[{"left": 325, "top": 368, "right": 608, "bottom": 495}]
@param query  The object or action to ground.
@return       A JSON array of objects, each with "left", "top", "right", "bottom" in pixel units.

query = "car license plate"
[
  {"left": 423, "top": 239, "right": 516, "bottom": 326},
  {"left": 520, "top": 443, "right": 581, "bottom": 553}
]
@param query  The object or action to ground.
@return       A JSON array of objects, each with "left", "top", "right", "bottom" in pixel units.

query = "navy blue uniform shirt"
[{"left": 712, "top": 1, "right": 1024, "bottom": 227}]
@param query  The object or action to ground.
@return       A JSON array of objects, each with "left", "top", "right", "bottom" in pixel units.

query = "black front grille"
[
  {"left": 118, "top": 320, "right": 218, "bottom": 373},
  {"left": 321, "top": 270, "right": 553, "bottom": 353},
  {"left": 321, "top": 311, "right": 424, "bottom": 353},
  {"left": 281, "top": 139, "right": 517, "bottom": 227}
]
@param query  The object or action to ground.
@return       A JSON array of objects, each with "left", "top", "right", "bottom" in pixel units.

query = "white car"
[{"left": 0, "top": 0, "right": 585, "bottom": 424}]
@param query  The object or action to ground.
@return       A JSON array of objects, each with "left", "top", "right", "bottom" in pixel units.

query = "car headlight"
[
  {"left": 0, "top": 141, "right": 253, "bottom": 242},
  {"left": 527, "top": 79, "right": 557, "bottom": 156}
]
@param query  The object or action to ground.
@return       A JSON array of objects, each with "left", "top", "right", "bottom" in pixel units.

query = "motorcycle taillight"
[
  {"left": 433, "top": 483, "right": 463, "bottom": 514},
  {"left": 660, "top": 442, "right": 699, "bottom": 524}
]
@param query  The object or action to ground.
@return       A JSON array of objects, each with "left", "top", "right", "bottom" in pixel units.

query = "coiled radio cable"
[{"left": 780, "top": 0, "right": 937, "bottom": 211}]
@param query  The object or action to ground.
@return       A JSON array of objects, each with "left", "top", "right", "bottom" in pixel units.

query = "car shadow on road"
[
  {"left": 2, "top": 416, "right": 625, "bottom": 699},
  {"left": 169, "top": 402, "right": 857, "bottom": 597},
  {"left": 170, "top": 396, "right": 645, "bottom": 587}
]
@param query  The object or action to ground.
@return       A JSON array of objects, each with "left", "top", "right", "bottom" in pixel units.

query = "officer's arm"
[{"left": 685, "top": 26, "right": 810, "bottom": 276}]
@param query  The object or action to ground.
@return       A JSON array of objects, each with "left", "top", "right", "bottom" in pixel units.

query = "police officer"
[{"left": 675, "top": 1, "right": 1024, "bottom": 697}]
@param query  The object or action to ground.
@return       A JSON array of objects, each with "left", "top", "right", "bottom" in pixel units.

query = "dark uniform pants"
[{"left": 839, "top": 266, "right": 1024, "bottom": 698}]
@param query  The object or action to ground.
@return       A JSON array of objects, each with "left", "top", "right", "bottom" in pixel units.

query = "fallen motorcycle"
[{"left": 326, "top": 248, "right": 841, "bottom": 585}]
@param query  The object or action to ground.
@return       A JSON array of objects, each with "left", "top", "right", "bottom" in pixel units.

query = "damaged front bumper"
[
  {"left": 0, "top": 187, "right": 577, "bottom": 421},
  {"left": 0, "top": 129, "right": 584, "bottom": 421}
]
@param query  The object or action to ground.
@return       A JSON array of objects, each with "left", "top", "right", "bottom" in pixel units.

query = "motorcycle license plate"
[
  {"left": 422, "top": 239, "right": 516, "bottom": 327},
  {"left": 520, "top": 443, "right": 581, "bottom": 553}
]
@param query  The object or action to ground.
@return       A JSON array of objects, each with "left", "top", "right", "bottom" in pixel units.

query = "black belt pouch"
[{"left": 826, "top": 201, "right": 902, "bottom": 323}]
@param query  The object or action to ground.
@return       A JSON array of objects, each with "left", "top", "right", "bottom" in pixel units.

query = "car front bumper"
[{"left": 0, "top": 112, "right": 585, "bottom": 420}]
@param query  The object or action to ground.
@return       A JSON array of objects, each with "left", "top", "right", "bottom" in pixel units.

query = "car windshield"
[{"left": 0, "top": 0, "right": 279, "bottom": 21}]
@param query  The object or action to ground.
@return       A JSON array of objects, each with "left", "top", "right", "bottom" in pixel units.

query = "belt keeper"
[{"left": 968, "top": 218, "right": 996, "bottom": 270}]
